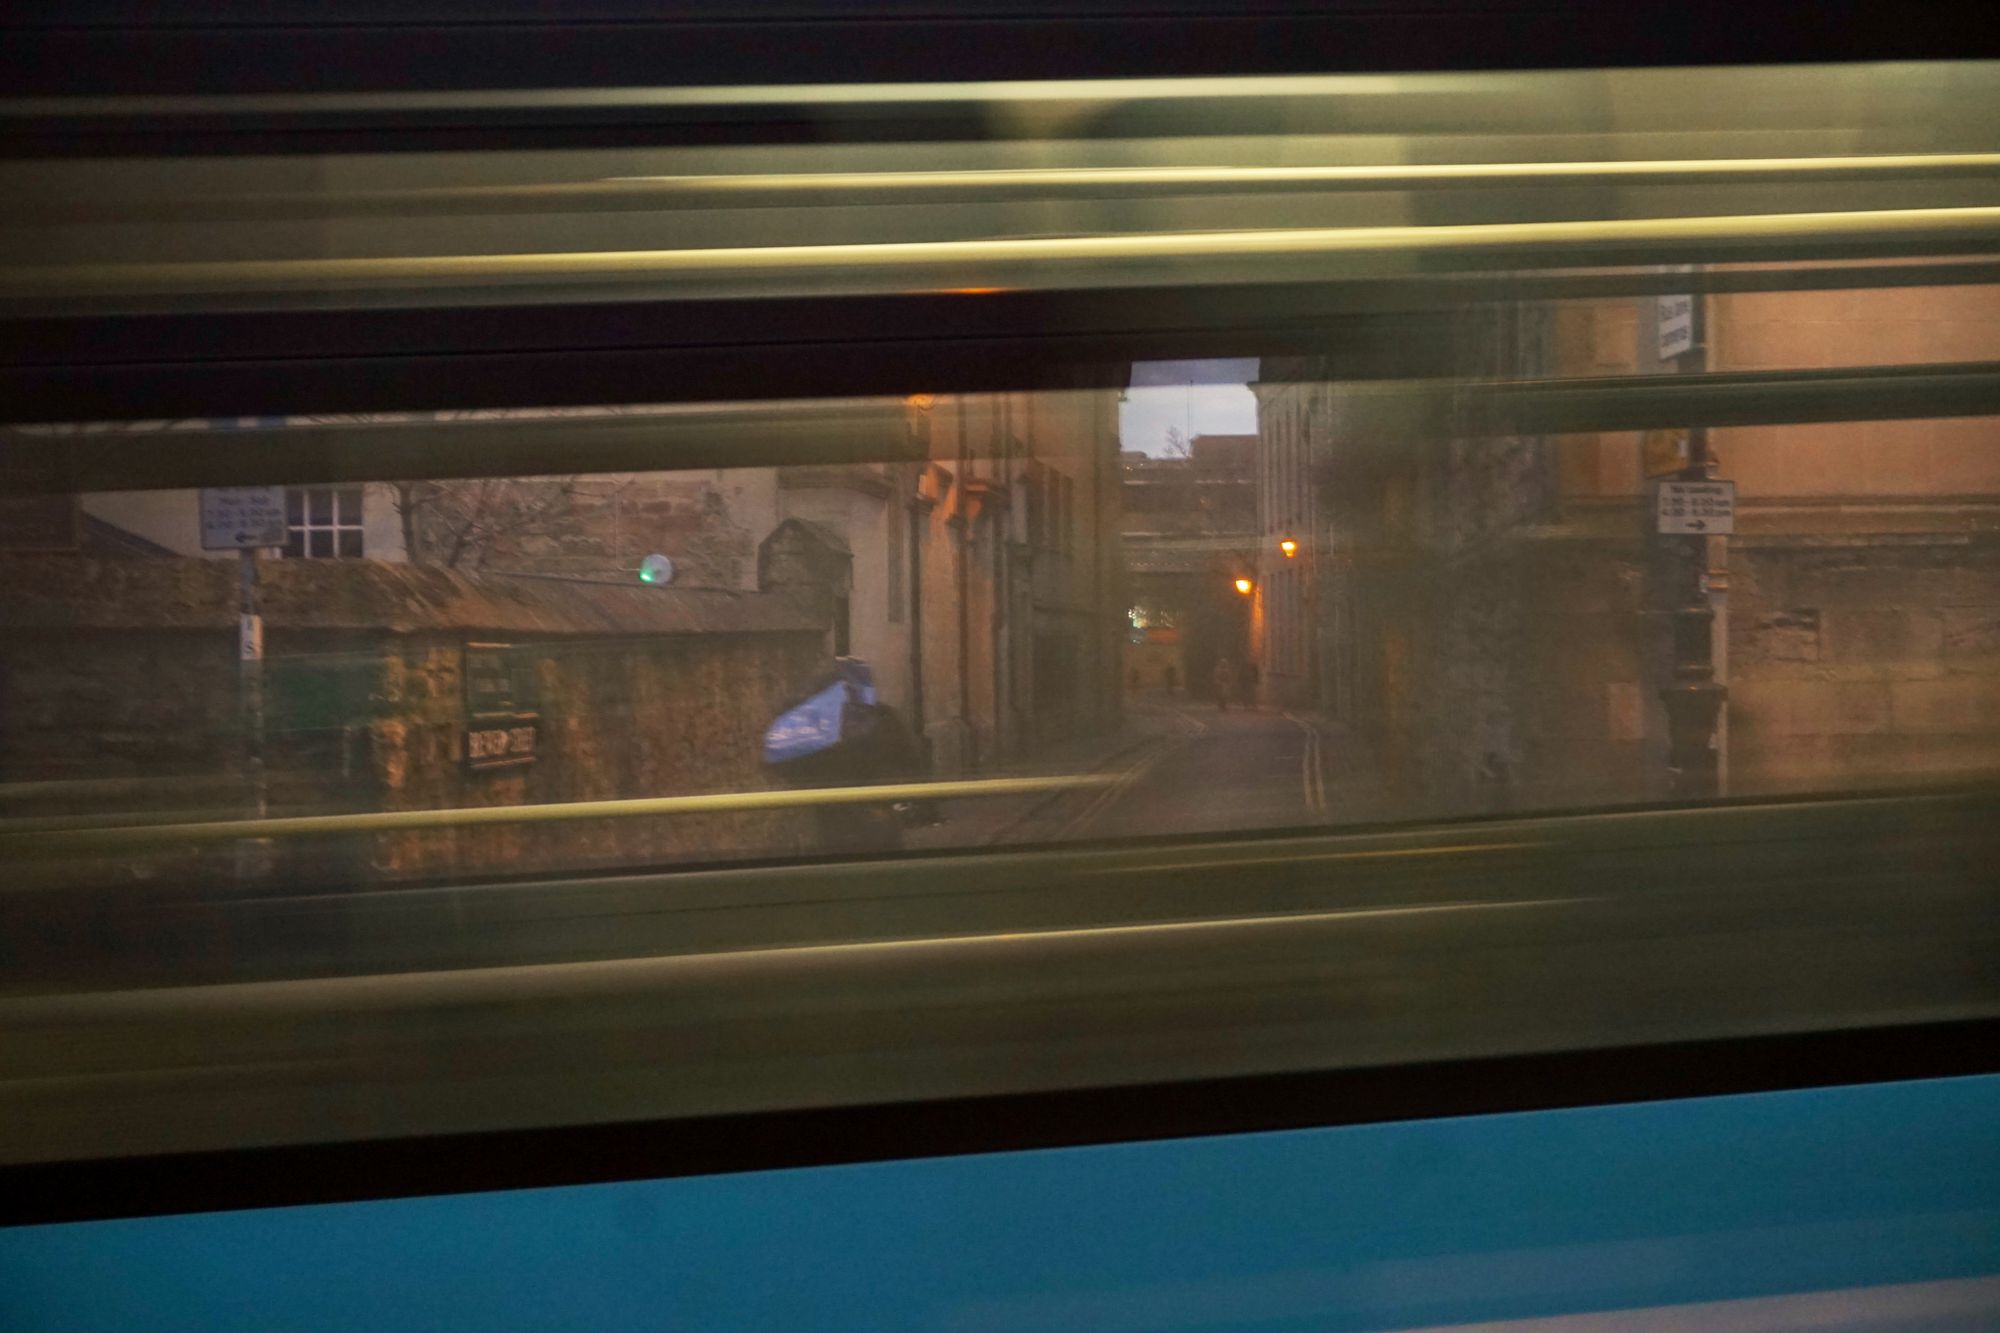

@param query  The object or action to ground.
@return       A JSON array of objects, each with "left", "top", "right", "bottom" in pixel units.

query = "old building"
[
  {"left": 1120, "top": 434, "right": 1259, "bottom": 700},
  {"left": 1258, "top": 282, "right": 2000, "bottom": 818},
  {"left": 1, "top": 386, "right": 1128, "bottom": 856},
  {"left": 1248, "top": 381, "right": 1332, "bottom": 713},
  {"left": 793, "top": 388, "right": 1127, "bottom": 774}
]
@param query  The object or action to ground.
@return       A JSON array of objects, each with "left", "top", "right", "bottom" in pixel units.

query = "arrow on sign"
[{"left": 1686, "top": 519, "right": 1707, "bottom": 531}]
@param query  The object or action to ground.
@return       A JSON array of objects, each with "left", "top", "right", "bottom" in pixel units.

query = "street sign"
[
  {"left": 1656, "top": 479, "right": 1736, "bottom": 534},
  {"left": 200, "top": 487, "right": 288, "bottom": 550},
  {"left": 465, "top": 719, "right": 540, "bottom": 770},
  {"left": 464, "top": 642, "right": 541, "bottom": 771},
  {"left": 1656, "top": 292, "right": 1695, "bottom": 361},
  {"left": 1656, "top": 263, "right": 1696, "bottom": 362}
]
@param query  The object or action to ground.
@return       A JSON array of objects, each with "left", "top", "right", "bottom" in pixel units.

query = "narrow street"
[{"left": 1013, "top": 701, "right": 1331, "bottom": 844}]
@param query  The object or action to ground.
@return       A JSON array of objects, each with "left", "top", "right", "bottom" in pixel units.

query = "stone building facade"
[
  {"left": 1254, "top": 282, "right": 2000, "bottom": 820},
  {"left": 769, "top": 387, "right": 1127, "bottom": 774}
]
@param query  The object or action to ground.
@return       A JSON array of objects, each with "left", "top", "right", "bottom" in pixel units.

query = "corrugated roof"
[{"left": 0, "top": 557, "right": 822, "bottom": 637}]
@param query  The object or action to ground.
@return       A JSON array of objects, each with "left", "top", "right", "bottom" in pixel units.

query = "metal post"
[
  {"left": 236, "top": 546, "right": 270, "bottom": 879},
  {"left": 1660, "top": 273, "right": 1728, "bottom": 799}
]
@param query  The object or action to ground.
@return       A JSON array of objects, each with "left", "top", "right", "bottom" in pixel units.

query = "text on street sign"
[
  {"left": 466, "top": 720, "right": 540, "bottom": 770},
  {"left": 1657, "top": 292, "right": 1695, "bottom": 361},
  {"left": 201, "top": 487, "right": 288, "bottom": 550},
  {"left": 1656, "top": 479, "right": 1736, "bottom": 535}
]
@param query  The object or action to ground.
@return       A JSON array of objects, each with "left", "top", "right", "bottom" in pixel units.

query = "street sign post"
[
  {"left": 200, "top": 487, "right": 287, "bottom": 551},
  {"left": 1656, "top": 479, "right": 1736, "bottom": 535},
  {"left": 1651, "top": 264, "right": 1725, "bottom": 799},
  {"left": 234, "top": 545, "right": 272, "bottom": 881},
  {"left": 205, "top": 483, "right": 286, "bottom": 881}
]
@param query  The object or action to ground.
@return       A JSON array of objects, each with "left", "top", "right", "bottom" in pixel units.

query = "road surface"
[
  {"left": 1012, "top": 702, "right": 1330, "bottom": 844},
  {"left": 0, "top": 783, "right": 1993, "bottom": 1168}
]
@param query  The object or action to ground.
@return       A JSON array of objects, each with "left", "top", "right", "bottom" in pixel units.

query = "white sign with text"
[
  {"left": 1657, "top": 290, "right": 1695, "bottom": 361},
  {"left": 1656, "top": 479, "right": 1736, "bottom": 534},
  {"left": 200, "top": 487, "right": 288, "bottom": 550}
]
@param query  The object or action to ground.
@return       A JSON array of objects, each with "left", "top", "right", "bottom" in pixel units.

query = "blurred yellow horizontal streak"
[
  {"left": 0, "top": 774, "right": 1112, "bottom": 855},
  {"left": 0, "top": 74, "right": 1419, "bottom": 119},
  {"left": 9, "top": 204, "right": 2000, "bottom": 295},
  {"left": 0, "top": 898, "right": 1585, "bottom": 1026},
  {"left": 1089, "top": 840, "right": 1546, "bottom": 876},
  {"left": 608, "top": 152, "right": 2000, "bottom": 193}
]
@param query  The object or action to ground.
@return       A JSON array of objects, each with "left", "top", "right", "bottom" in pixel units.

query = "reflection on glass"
[
  {"left": 4, "top": 54, "right": 2000, "bottom": 1172},
  {"left": 6, "top": 288, "right": 2000, "bottom": 899},
  {"left": 7, "top": 62, "right": 2000, "bottom": 313}
]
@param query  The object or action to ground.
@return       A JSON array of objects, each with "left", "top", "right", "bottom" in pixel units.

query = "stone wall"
[
  {"left": 365, "top": 629, "right": 823, "bottom": 879},
  {"left": 1286, "top": 286, "right": 2000, "bottom": 823},
  {"left": 0, "top": 623, "right": 823, "bottom": 885},
  {"left": 0, "top": 629, "right": 240, "bottom": 784},
  {"left": 0, "top": 556, "right": 829, "bottom": 886},
  {"left": 1344, "top": 524, "right": 1665, "bottom": 822},
  {"left": 1728, "top": 536, "right": 2000, "bottom": 793},
  {"left": 1352, "top": 501, "right": 2000, "bottom": 818}
]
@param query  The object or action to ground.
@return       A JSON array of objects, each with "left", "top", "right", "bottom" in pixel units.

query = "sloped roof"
[
  {"left": 0, "top": 556, "right": 821, "bottom": 637},
  {"left": 82, "top": 513, "right": 177, "bottom": 559},
  {"left": 759, "top": 516, "right": 853, "bottom": 557}
]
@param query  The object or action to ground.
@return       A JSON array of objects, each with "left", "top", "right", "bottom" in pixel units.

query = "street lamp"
[
  {"left": 1233, "top": 577, "right": 1254, "bottom": 596},
  {"left": 1278, "top": 538, "right": 1298, "bottom": 558}
]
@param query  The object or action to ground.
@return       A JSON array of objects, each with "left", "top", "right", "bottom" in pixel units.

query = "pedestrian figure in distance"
[
  {"left": 1213, "top": 658, "right": 1235, "bottom": 713},
  {"left": 1164, "top": 664, "right": 1178, "bottom": 696},
  {"left": 762, "top": 658, "right": 935, "bottom": 856}
]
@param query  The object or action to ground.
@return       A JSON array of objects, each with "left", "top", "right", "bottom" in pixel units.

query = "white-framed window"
[{"left": 284, "top": 486, "right": 365, "bottom": 559}]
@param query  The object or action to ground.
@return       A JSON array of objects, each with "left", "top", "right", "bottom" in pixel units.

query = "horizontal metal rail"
[
  {"left": 7, "top": 360, "right": 1998, "bottom": 496},
  {"left": 10, "top": 205, "right": 2000, "bottom": 302},
  {"left": 0, "top": 774, "right": 1114, "bottom": 857},
  {"left": 17, "top": 152, "right": 2000, "bottom": 222}
]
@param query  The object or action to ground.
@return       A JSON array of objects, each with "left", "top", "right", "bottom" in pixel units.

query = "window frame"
[{"left": 282, "top": 484, "right": 366, "bottom": 559}]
